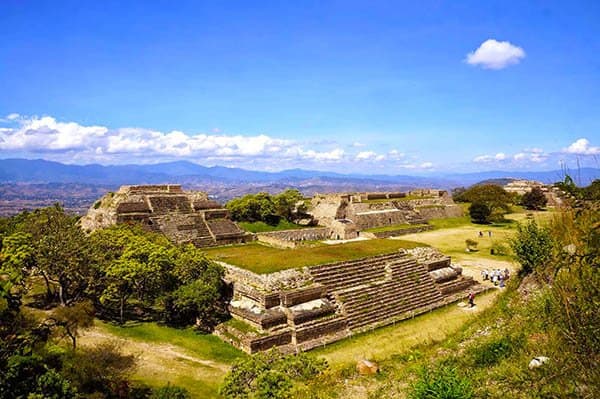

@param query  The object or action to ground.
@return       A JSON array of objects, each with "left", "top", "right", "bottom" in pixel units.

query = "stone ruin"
[
  {"left": 215, "top": 247, "right": 488, "bottom": 354},
  {"left": 80, "top": 184, "right": 250, "bottom": 247},
  {"left": 306, "top": 190, "right": 463, "bottom": 239}
]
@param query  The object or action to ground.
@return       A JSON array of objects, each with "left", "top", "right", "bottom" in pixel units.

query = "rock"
[
  {"left": 528, "top": 356, "right": 550, "bottom": 369},
  {"left": 356, "top": 359, "right": 379, "bottom": 375}
]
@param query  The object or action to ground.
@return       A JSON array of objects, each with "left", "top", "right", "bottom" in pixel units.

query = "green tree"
[
  {"left": 459, "top": 184, "right": 513, "bottom": 221},
  {"left": 521, "top": 187, "right": 548, "bottom": 210},
  {"left": 101, "top": 237, "right": 168, "bottom": 323},
  {"left": 510, "top": 220, "right": 554, "bottom": 276},
  {"left": 273, "top": 189, "right": 305, "bottom": 222},
  {"left": 47, "top": 301, "right": 95, "bottom": 349},
  {"left": 468, "top": 202, "right": 491, "bottom": 224},
  {"left": 22, "top": 205, "right": 94, "bottom": 305}
]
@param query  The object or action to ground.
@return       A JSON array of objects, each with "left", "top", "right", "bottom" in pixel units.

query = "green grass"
[
  {"left": 98, "top": 321, "right": 244, "bottom": 363},
  {"left": 314, "top": 290, "right": 498, "bottom": 367},
  {"left": 365, "top": 223, "right": 429, "bottom": 234},
  {"left": 92, "top": 321, "right": 246, "bottom": 398},
  {"left": 203, "top": 239, "right": 428, "bottom": 274},
  {"left": 238, "top": 220, "right": 308, "bottom": 233}
]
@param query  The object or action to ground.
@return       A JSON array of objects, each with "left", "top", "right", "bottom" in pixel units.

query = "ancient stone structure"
[
  {"left": 216, "top": 247, "right": 487, "bottom": 354},
  {"left": 256, "top": 227, "right": 331, "bottom": 248},
  {"left": 80, "top": 185, "right": 249, "bottom": 247},
  {"left": 307, "top": 190, "right": 462, "bottom": 238}
]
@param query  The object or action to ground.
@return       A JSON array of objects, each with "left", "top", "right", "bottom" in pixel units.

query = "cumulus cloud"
[
  {"left": 466, "top": 39, "right": 525, "bottom": 70},
  {"left": 0, "top": 115, "right": 349, "bottom": 165},
  {"left": 473, "top": 152, "right": 507, "bottom": 163},
  {"left": 5, "top": 113, "right": 20, "bottom": 121},
  {"left": 563, "top": 138, "right": 600, "bottom": 155}
]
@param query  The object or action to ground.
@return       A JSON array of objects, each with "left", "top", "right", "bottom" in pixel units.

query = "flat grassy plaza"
[{"left": 202, "top": 238, "right": 427, "bottom": 274}]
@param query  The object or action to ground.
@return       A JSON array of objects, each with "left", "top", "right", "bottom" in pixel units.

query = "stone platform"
[{"left": 216, "top": 247, "right": 488, "bottom": 353}]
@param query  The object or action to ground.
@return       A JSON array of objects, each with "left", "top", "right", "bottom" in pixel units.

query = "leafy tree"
[
  {"left": 521, "top": 187, "right": 548, "bottom": 210},
  {"left": 21, "top": 205, "right": 94, "bottom": 305},
  {"left": 510, "top": 220, "right": 553, "bottom": 276},
  {"left": 101, "top": 237, "right": 167, "bottom": 323},
  {"left": 468, "top": 202, "right": 491, "bottom": 224},
  {"left": 227, "top": 193, "right": 277, "bottom": 223},
  {"left": 61, "top": 342, "right": 136, "bottom": 397},
  {"left": 47, "top": 301, "right": 95, "bottom": 349},
  {"left": 273, "top": 189, "right": 305, "bottom": 221},
  {"left": 458, "top": 184, "right": 513, "bottom": 221}
]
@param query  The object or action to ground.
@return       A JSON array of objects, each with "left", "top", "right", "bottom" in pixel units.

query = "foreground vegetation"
[{"left": 202, "top": 239, "right": 427, "bottom": 273}]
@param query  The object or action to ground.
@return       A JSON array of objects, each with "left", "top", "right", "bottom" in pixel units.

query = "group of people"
[
  {"left": 481, "top": 268, "right": 510, "bottom": 287},
  {"left": 478, "top": 230, "right": 492, "bottom": 237}
]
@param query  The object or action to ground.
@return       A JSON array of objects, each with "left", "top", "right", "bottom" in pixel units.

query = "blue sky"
[{"left": 0, "top": 0, "right": 599, "bottom": 173}]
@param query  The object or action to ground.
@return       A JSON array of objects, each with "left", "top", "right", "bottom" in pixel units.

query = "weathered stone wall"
[
  {"left": 372, "top": 225, "right": 433, "bottom": 238},
  {"left": 256, "top": 227, "right": 330, "bottom": 248},
  {"left": 416, "top": 204, "right": 463, "bottom": 220}
]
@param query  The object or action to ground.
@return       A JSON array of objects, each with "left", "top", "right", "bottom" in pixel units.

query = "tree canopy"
[{"left": 226, "top": 189, "right": 306, "bottom": 224}]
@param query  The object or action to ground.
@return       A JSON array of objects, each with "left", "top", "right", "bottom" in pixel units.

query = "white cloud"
[
  {"left": 419, "top": 162, "right": 434, "bottom": 169},
  {"left": 351, "top": 142, "right": 365, "bottom": 147},
  {"left": 356, "top": 151, "right": 377, "bottom": 160},
  {"left": 563, "top": 138, "right": 600, "bottom": 155},
  {"left": 473, "top": 152, "right": 507, "bottom": 163},
  {"left": 0, "top": 114, "right": 355, "bottom": 166},
  {"left": 466, "top": 39, "right": 526, "bottom": 70},
  {"left": 6, "top": 113, "right": 20, "bottom": 121}
]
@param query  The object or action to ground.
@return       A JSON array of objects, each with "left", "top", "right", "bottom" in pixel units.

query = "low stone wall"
[
  {"left": 257, "top": 227, "right": 330, "bottom": 248},
  {"left": 417, "top": 204, "right": 463, "bottom": 220},
  {"left": 372, "top": 225, "right": 433, "bottom": 238}
]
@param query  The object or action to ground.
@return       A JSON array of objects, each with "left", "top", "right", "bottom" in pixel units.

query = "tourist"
[
  {"left": 468, "top": 291, "right": 475, "bottom": 308},
  {"left": 488, "top": 231, "right": 492, "bottom": 237},
  {"left": 499, "top": 274, "right": 505, "bottom": 288},
  {"left": 481, "top": 269, "right": 488, "bottom": 281},
  {"left": 479, "top": 231, "right": 483, "bottom": 237}
]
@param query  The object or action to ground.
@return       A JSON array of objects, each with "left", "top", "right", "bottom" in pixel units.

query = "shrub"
[
  {"left": 469, "top": 202, "right": 491, "bottom": 224},
  {"left": 510, "top": 221, "right": 553, "bottom": 276},
  {"left": 521, "top": 187, "right": 547, "bottom": 210},
  {"left": 465, "top": 239, "right": 478, "bottom": 251},
  {"left": 490, "top": 242, "right": 509, "bottom": 256},
  {"left": 469, "top": 335, "right": 524, "bottom": 367},
  {"left": 150, "top": 385, "right": 190, "bottom": 399},
  {"left": 409, "top": 365, "right": 473, "bottom": 399}
]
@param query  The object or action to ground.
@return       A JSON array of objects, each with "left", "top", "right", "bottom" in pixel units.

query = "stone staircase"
[
  {"left": 336, "top": 257, "right": 444, "bottom": 331},
  {"left": 309, "top": 253, "right": 401, "bottom": 291}
]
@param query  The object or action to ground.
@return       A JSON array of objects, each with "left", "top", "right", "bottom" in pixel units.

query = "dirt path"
[{"left": 79, "top": 326, "right": 232, "bottom": 398}]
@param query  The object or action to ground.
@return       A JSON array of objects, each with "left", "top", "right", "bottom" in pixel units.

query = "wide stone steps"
[
  {"left": 437, "top": 277, "right": 475, "bottom": 296},
  {"left": 345, "top": 289, "right": 443, "bottom": 330},
  {"left": 309, "top": 253, "right": 402, "bottom": 273},
  {"left": 332, "top": 259, "right": 444, "bottom": 332}
]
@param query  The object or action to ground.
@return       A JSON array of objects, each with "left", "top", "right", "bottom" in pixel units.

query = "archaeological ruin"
[
  {"left": 216, "top": 247, "right": 487, "bottom": 353},
  {"left": 83, "top": 185, "right": 486, "bottom": 353},
  {"left": 80, "top": 184, "right": 249, "bottom": 247}
]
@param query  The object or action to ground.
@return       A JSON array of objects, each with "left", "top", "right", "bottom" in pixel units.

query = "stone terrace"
[{"left": 217, "top": 248, "right": 488, "bottom": 353}]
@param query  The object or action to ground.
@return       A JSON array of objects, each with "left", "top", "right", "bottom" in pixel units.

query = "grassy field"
[
  {"left": 202, "top": 239, "right": 427, "bottom": 273},
  {"left": 400, "top": 209, "right": 554, "bottom": 263},
  {"left": 314, "top": 290, "right": 498, "bottom": 368},
  {"left": 238, "top": 220, "right": 308, "bottom": 233},
  {"left": 80, "top": 321, "right": 246, "bottom": 398}
]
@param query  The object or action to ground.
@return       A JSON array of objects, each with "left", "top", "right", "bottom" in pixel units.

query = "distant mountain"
[{"left": 0, "top": 158, "right": 598, "bottom": 188}]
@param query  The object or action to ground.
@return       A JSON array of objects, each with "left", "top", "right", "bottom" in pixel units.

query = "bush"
[
  {"left": 150, "top": 385, "right": 190, "bottom": 399},
  {"left": 521, "top": 187, "right": 547, "bottom": 210},
  {"left": 510, "top": 221, "right": 553, "bottom": 276},
  {"left": 465, "top": 239, "right": 478, "bottom": 251},
  {"left": 219, "top": 350, "right": 327, "bottom": 399},
  {"left": 469, "top": 335, "right": 524, "bottom": 367},
  {"left": 469, "top": 202, "right": 491, "bottom": 224},
  {"left": 409, "top": 365, "right": 473, "bottom": 399},
  {"left": 490, "top": 242, "right": 509, "bottom": 256}
]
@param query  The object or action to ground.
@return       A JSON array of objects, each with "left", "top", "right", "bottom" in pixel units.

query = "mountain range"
[{"left": 1, "top": 158, "right": 597, "bottom": 188}]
